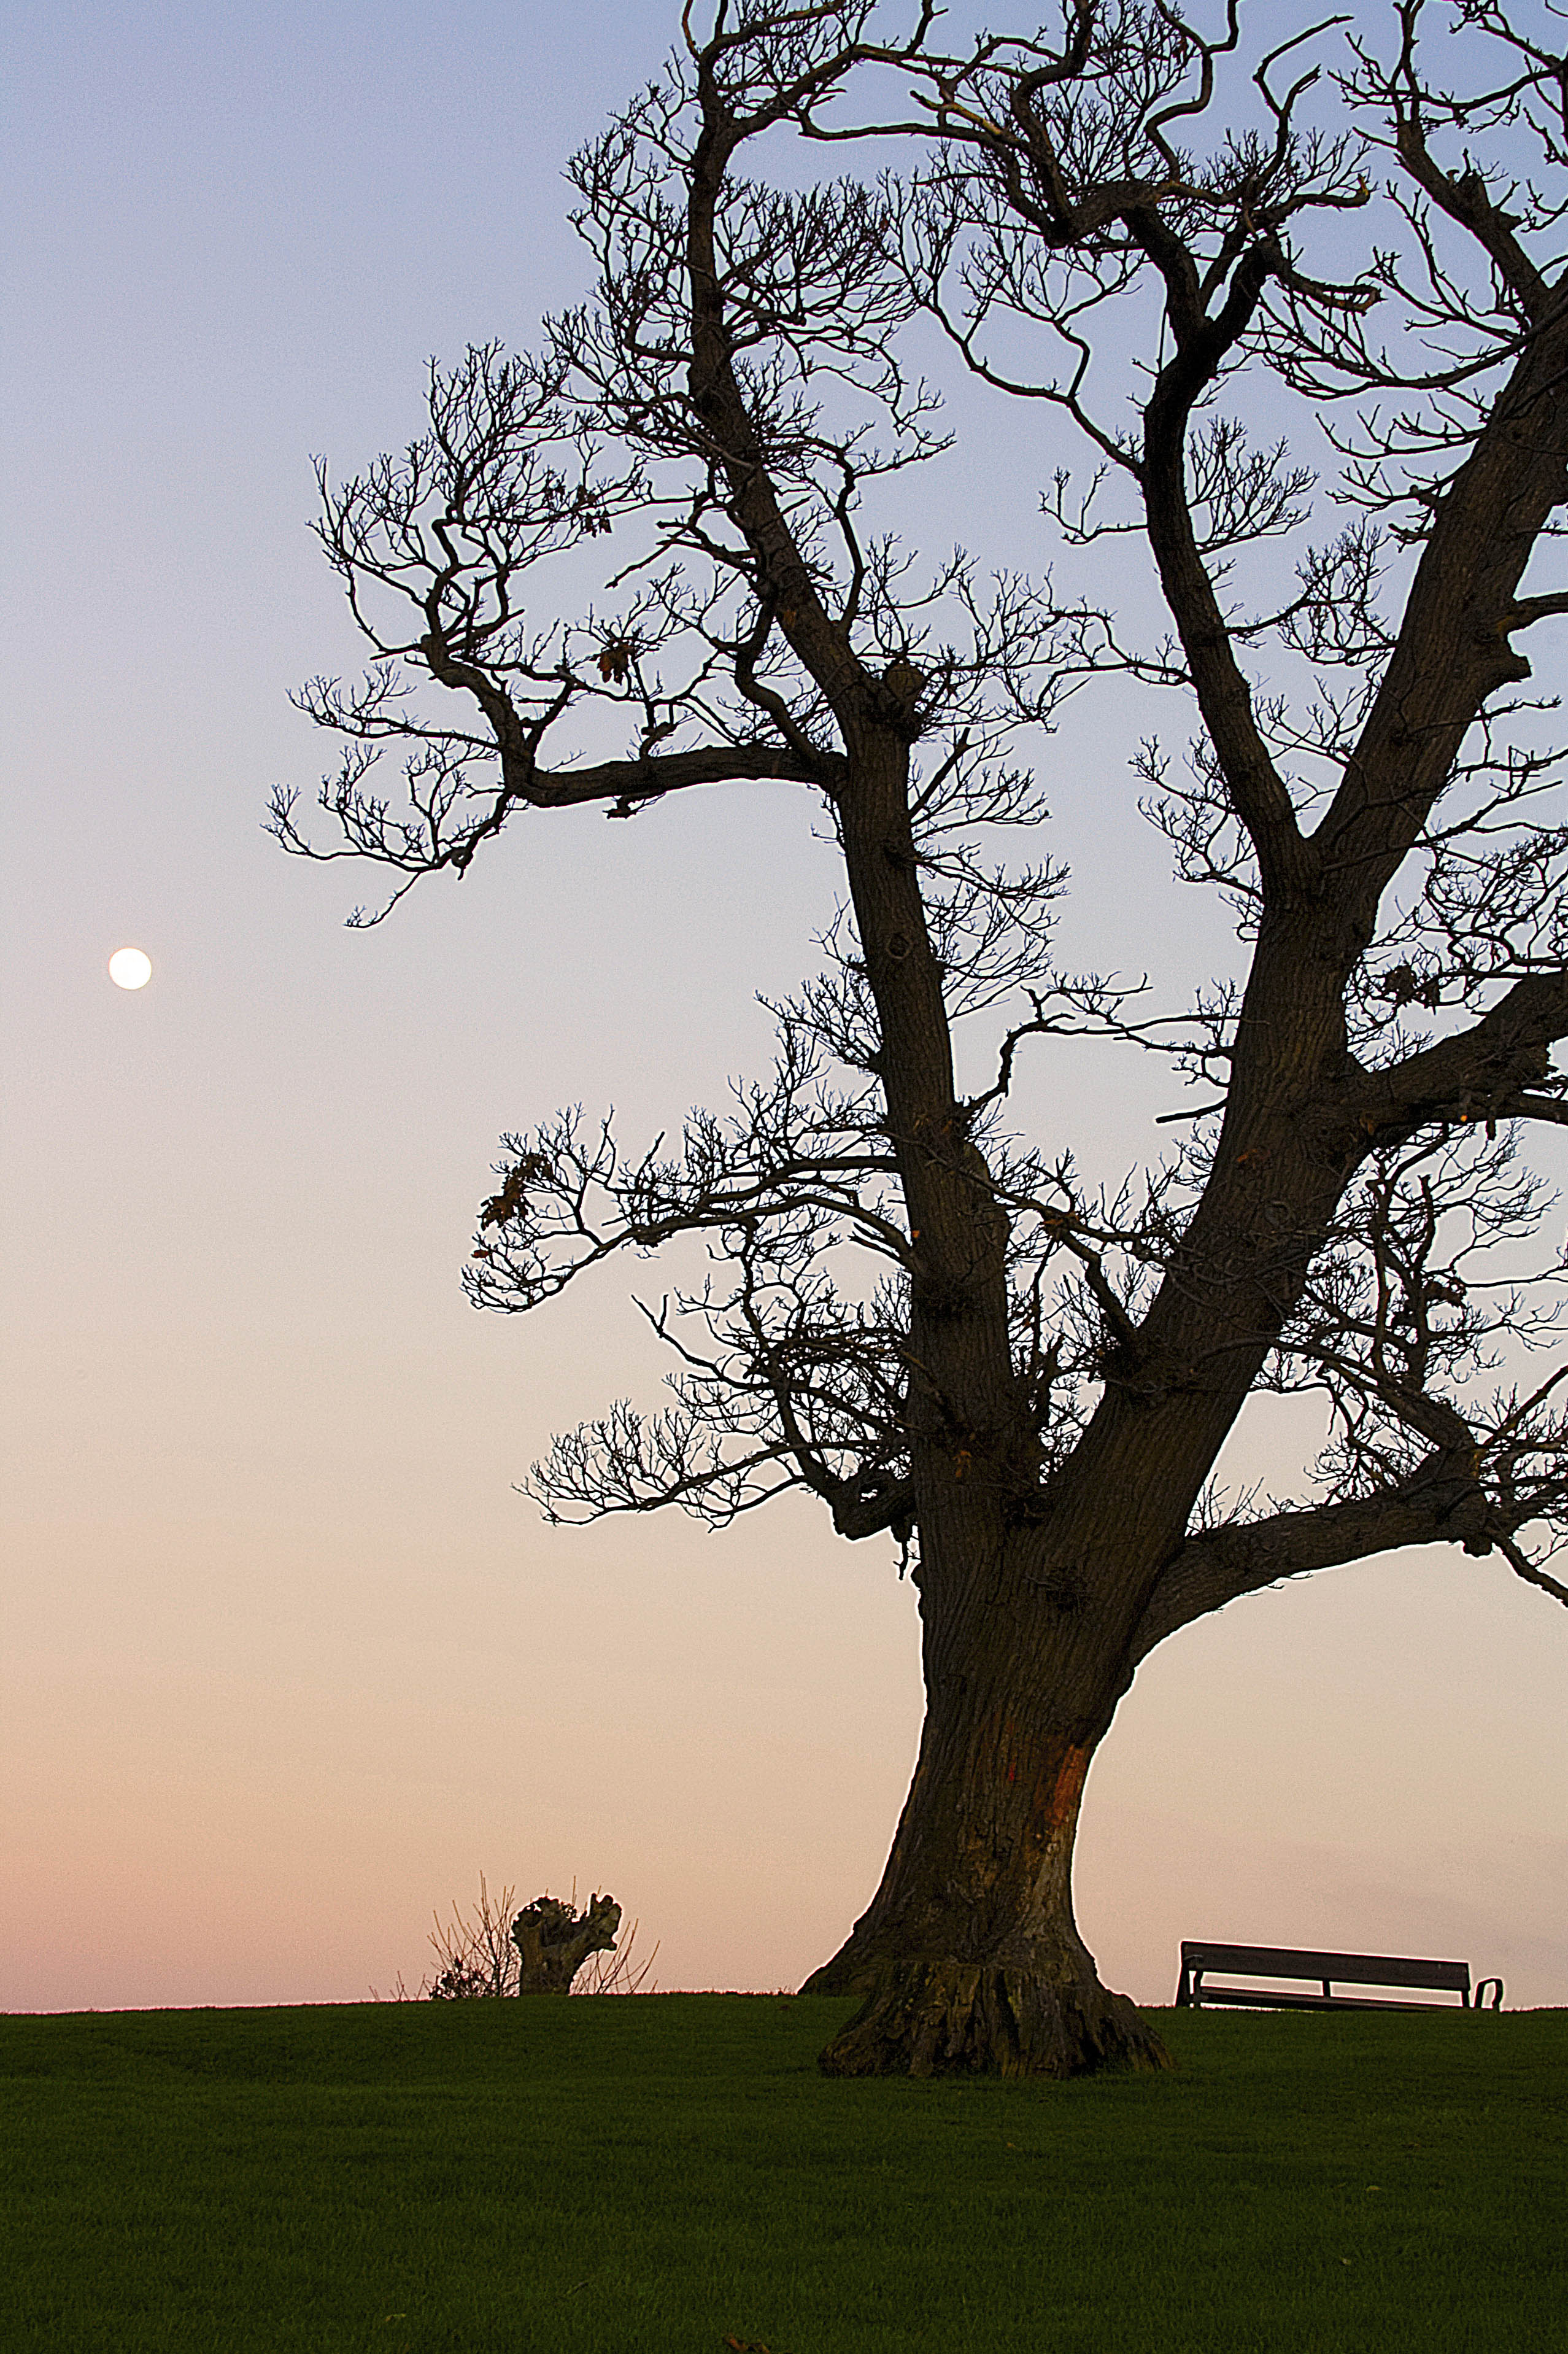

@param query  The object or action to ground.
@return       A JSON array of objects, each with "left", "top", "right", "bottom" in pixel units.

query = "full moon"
[{"left": 108, "top": 947, "right": 153, "bottom": 990}]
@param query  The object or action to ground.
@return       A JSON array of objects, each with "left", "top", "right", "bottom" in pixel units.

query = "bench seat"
[{"left": 1175, "top": 1940, "right": 1503, "bottom": 2011}]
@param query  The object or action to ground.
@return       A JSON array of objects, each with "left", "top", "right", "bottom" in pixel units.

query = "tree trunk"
[
  {"left": 511, "top": 1892, "right": 621, "bottom": 1993},
  {"left": 801, "top": 1524, "right": 1172, "bottom": 2079}
]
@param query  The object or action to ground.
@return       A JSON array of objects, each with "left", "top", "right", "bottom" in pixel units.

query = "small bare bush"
[{"left": 427, "top": 1873, "right": 520, "bottom": 1999}]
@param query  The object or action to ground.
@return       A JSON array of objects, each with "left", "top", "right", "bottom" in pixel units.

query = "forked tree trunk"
[
  {"left": 801, "top": 1519, "right": 1173, "bottom": 2079},
  {"left": 511, "top": 1892, "right": 622, "bottom": 1992}
]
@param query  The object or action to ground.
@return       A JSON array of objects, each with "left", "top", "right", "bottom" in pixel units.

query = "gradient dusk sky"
[{"left": 4, "top": 0, "right": 1564, "bottom": 2015}]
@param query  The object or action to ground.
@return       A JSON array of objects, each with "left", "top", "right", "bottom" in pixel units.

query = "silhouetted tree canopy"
[{"left": 282, "top": 1, "right": 1568, "bottom": 2077}]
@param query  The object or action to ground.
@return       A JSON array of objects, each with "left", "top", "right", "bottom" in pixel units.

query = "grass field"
[{"left": 1, "top": 1994, "right": 1562, "bottom": 2353}]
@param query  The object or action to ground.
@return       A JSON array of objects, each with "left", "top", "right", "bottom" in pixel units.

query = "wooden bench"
[{"left": 1175, "top": 1940, "right": 1504, "bottom": 2012}]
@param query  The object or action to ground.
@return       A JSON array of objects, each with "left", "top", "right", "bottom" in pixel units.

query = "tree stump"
[{"left": 509, "top": 1892, "right": 622, "bottom": 1993}]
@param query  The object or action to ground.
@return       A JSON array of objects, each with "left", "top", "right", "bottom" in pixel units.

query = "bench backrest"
[{"left": 1181, "top": 1941, "right": 1470, "bottom": 1993}]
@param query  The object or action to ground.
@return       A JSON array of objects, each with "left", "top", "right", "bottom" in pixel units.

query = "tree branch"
[
  {"left": 1131, "top": 1448, "right": 1564, "bottom": 1664},
  {"left": 1312, "top": 292, "right": 1568, "bottom": 920},
  {"left": 509, "top": 738, "right": 840, "bottom": 811},
  {"left": 1351, "top": 967, "right": 1568, "bottom": 1145},
  {"left": 1135, "top": 226, "right": 1317, "bottom": 898}
]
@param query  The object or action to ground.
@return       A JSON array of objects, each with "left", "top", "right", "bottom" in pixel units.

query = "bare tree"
[
  {"left": 412, "top": 1878, "right": 654, "bottom": 1997},
  {"left": 279, "top": 1, "right": 1568, "bottom": 2077}
]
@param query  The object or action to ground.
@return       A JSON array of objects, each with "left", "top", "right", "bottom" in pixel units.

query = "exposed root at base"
[{"left": 816, "top": 1959, "right": 1174, "bottom": 2080}]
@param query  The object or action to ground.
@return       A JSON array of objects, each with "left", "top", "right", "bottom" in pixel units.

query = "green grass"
[{"left": 1, "top": 1996, "right": 1562, "bottom": 2353}]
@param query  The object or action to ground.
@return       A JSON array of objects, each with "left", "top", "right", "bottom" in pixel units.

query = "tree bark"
[
  {"left": 788, "top": 727, "right": 1181, "bottom": 2077},
  {"left": 801, "top": 1517, "right": 1172, "bottom": 2078},
  {"left": 511, "top": 1892, "right": 621, "bottom": 1993}
]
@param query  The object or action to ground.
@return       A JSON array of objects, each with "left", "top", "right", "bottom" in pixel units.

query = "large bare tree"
[{"left": 277, "top": 0, "right": 1568, "bottom": 2077}]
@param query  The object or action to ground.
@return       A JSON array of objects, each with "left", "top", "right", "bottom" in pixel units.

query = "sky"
[{"left": 2, "top": 0, "right": 1564, "bottom": 2015}]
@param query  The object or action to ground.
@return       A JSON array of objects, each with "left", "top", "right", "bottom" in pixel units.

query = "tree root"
[{"left": 816, "top": 1959, "right": 1173, "bottom": 2080}]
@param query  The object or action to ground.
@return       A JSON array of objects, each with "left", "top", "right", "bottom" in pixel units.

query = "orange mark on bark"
[
  {"left": 1036, "top": 1741, "right": 1091, "bottom": 1833},
  {"left": 987, "top": 1716, "right": 1091, "bottom": 1838}
]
